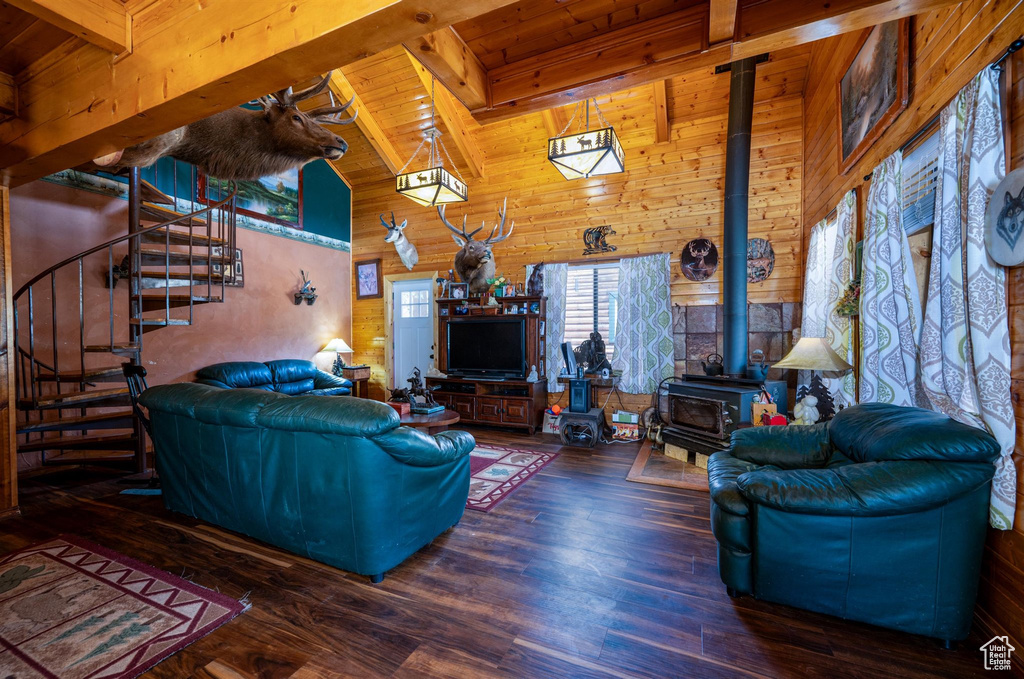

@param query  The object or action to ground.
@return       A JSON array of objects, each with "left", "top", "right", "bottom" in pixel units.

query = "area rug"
[
  {"left": 0, "top": 535, "right": 246, "bottom": 678},
  {"left": 467, "top": 444, "right": 558, "bottom": 512}
]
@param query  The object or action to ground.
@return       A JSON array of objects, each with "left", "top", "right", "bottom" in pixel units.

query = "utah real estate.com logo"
[{"left": 981, "top": 636, "right": 1015, "bottom": 671}]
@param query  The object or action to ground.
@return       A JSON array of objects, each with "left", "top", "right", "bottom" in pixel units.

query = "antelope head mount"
[
  {"left": 437, "top": 198, "right": 515, "bottom": 294},
  {"left": 380, "top": 212, "right": 418, "bottom": 271}
]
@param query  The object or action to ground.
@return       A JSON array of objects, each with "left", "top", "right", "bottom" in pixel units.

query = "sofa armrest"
[
  {"left": 736, "top": 460, "right": 995, "bottom": 516},
  {"left": 372, "top": 427, "right": 475, "bottom": 467},
  {"left": 729, "top": 422, "right": 832, "bottom": 469},
  {"left": 314, "top": 370, "right": 352, "bottom": 390}
]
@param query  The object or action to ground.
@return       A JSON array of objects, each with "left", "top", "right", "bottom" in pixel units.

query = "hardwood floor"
[{"left": 0, "top": 427, "right": 996, "bottom": 678}]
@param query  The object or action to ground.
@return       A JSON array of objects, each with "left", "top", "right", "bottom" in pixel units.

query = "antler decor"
[{"left": 437, "top": 198, "right": 515, "bottom": 294}]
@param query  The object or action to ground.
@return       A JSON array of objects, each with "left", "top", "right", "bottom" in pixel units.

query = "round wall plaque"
[
  {"left": 680, "top": 238, "right": 718, "bottom": 281},
  {"left": 747, "top": 238, "right": 775, "bottom": 283},
  {"left": 985, "top": 167, "right": 1024, "bottom": 266}
]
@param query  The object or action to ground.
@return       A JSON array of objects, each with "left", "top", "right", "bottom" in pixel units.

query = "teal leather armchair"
[
  {"left": 196, "top": 359, "right": 351, "bottom": 395},
  {"left": 139, "top": 383, "right": 473, "bottom": 581},
  {"left": 708, "top": 403, "right": 999, "bottom": 643}
]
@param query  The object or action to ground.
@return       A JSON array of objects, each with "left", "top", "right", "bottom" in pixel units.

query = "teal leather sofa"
[
  {"left": 196, "top": 359, "right": 351, "bottom": 395},
  {"left": 138, "top": 383, "right": 473, "bottom": 581},
  {"left": 708, "top": 403, "right": 998, "bottom": 643}
]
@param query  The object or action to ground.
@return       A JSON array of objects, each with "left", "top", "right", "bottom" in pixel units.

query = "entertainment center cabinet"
[{"left": 428, "top": 295, "right": 547, "bottom": 434}]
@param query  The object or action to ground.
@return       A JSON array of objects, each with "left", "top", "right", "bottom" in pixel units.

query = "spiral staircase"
[{"left": 13, "top": 166, "right": 237, "bottom": 472}]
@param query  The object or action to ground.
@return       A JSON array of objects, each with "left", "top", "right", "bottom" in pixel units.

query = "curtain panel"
[
  {"left": 611, "top": 253, "right": 674, "bottom": 393},
  {"left": 920, "top": 68, "right": 1016, "bottom": 529},
  {"left": 800, "top": 189, "right": 857, "bottom": 407},
  {"left": 527, "top": 263, "right": 568, "bottom": 393},
  {"left": 859, "top": 151, "right": 924, "bottom": 407}
]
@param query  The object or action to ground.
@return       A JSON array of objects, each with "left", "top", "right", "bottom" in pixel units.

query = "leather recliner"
[
  {"left": 196, "top": 359, "right": 351, "bottom": 395},
  {"left": 139, "top": 383, "right": 474, "bottom": 581},
  {"left": 708, "top": 403, "right": 999, "bottom": 642}
]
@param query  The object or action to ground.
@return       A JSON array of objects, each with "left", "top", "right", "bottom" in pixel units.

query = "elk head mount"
[
  {"left": 380, "top": 212, "right": 418, "bottom": 271},
  {"left": 437, "top": 198, "right": 515, "bottom": 295},
  {"left": 93, "top": 72, "right": 358, "bottom": 181}
]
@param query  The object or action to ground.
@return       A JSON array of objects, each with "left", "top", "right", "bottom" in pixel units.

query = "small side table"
[
  {"left": 341, "top": 367, "right": 371, "bottom": 399},
  {"left": 399, "top": 409, "right": 461, "bottom": 435},
  {"left": 559, "top": 407, "right": 605, "bottom": 448}
]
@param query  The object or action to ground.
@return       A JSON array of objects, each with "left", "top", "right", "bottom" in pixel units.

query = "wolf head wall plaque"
[{"left": 986, "top": 168, "right": 1024, "bottom": 266}]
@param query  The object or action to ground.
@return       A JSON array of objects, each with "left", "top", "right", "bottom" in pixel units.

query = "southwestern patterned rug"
[
  {"left": 0, "top": 536, "right": 246, "bottom": 678},
  {"left": 467, "top": 444, "right": 558, "bottom": 512}
]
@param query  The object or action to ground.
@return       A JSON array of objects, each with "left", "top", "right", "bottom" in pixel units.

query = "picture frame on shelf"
[
  {"left": 355, "top": 259, "right": 382, "bottom": 299},
  {"left": 450, "top": 283, "right": 469, "bottom": 300},
  {"left": 836, "top": 19, "right": 909, "bottom": 175},
  {"left": 439, "top": 306, "right": 449, "bottom": 316}
]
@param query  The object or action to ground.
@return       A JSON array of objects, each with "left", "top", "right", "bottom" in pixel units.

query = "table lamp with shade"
[
  {"left": 322, "top": 338, "right": 354, "bottom": 377},
  {"left": 772, "top": 336, "right": 853, "bottom": 425}
]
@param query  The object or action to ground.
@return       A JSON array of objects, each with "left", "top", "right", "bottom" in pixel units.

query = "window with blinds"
[
  {"left": 565, "top": 262, "right": 619, "bottom": 359},
  {"left": 902, "top": 129, "right": 939, "bottom": 236}
]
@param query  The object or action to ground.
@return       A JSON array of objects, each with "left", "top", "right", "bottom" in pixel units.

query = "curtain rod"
[{"left": 861, "top": 35, "right": 1023, "bottom": 183}]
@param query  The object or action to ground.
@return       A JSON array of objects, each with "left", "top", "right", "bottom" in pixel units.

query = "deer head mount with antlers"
[
  {"left": 380, "top": 212, "right": 418, "bottom": 271},
  {"left": 437, "top": 199, "right": 515, "bottom": 295},
  {"left": 93, "top": 72, "right": 358, "bottom": 181}
]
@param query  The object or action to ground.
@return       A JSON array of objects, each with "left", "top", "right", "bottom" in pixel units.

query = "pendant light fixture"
[
  {"left": 547, "top": 98, "right": 625, "bottom": 180},
  {"left": 396, "top": 77, "right": 468, "bottom": 206}
]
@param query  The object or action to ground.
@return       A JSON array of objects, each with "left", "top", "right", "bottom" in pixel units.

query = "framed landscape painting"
[
  {"left": 836, "top": 19, "right": 909, "bottom": 175},
  {"left": 200, "top": 168, "right": 303, "bottom": 228}
]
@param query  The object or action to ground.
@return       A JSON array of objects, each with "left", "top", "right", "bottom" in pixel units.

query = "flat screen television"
[{"left": 447, "top": 317, "right": 526, "bottom": 379}]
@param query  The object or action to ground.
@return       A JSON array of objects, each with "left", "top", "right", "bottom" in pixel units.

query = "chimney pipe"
[{"left": 722, "top": 57, "right": 756, "bottom": 377}]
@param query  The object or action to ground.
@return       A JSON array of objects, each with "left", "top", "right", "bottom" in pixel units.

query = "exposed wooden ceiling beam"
[
  {"left": 327, "top": 72, "right": 403, "bottom": 176},
  {"left": 733, "top": 0, "right": 954, "bottom": 60},
  {"left": 708, "top": 0, "right": 738, "bottom": 44},
  {"left": 0, "top": 0, "right": 520, "bottom": 186},
  {"left": 0, "top": 73, "right": 15, "bottom": 119},
  {"left": 404, "top": 27, "right": 489, "bottom": 111},
  {"left": 541, "top": 106, "right": 569, "bottom": 138},
  {"left": 653, "top": 80, "right": 670, "bottom": 144},
  {"left": 7, "top": 0, "right": 131, "bottom": 54},
  {"left": 406, "top": 50, "right": 485, "bottom": 178},
  {"left": 472, "top": 0, "right": 958, "bottom": 124}
]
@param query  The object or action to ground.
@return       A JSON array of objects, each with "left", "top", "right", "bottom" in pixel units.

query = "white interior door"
[{"left": 393, "top": 278, "right": 434, "bottom": 389}]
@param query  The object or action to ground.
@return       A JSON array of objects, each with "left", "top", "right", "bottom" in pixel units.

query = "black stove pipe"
[{"left": 722, "top": 56, "right": 756, "bottom": 378}]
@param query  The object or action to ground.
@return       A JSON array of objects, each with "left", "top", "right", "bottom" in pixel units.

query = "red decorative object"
[{"left": 387, "top": 401, "right": 411, "bottom": 416}]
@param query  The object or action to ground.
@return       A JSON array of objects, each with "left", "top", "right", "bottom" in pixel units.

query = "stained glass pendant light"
[
  {"left": 396, "top": 78, "right": 468, "bottom": 206},
  {"left": 547, "top": 98, "right": 625, "bottom": 180}
]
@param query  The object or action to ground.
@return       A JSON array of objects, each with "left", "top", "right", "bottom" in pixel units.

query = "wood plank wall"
[
  {"left": 349, "top": 46, "right": 810, "bottom": 414},
  {"left": 0, "top": 185, "right": 17, "bottom": 519},
  {"left": 801, "top": 1, "right": 1024, "bottom": 660}
]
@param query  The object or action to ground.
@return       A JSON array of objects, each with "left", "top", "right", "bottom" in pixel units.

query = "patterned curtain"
[
  {"left": 920, "top": 68, "right": 1016, "bottom": 529},
  {"left": 530, "top": 263, "right": 568, "bottom": 392},
  {"left": 859, "top": 151, "right": 924, "bottom": 406},
  {"left": 800, "top": 189, "right": 857, "bottom": 407},
  {"left": 611, "top": 253, "right": 674, "bottom": 393}
]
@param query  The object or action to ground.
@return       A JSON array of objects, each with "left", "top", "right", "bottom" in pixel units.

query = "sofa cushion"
[
  {"left": 193, "top": 387, "right": 290, "bottom": 427},
  {"left": 829, "top": 403, "right": 1000, "bottom": 464},
  {"left": 256, "top": 395, "right": 400, "bottom": 437},
  {"left": 196, "top": 361, "right": 274, "bottom": 389},
  {"left": 267, "top": 359, "right": 318, "bottom": 385},
  {"left": 274, "top": 378, "right": 316, "bottom": 395}
]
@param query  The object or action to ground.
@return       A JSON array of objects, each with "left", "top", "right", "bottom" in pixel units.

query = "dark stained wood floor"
[{"left": 1, "top": 428, "right": 997, "bottom": 678}]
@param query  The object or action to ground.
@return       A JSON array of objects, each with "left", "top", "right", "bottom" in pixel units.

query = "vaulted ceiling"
[{"left": 0, "top": 0, "right": 957, "bottom": 185}]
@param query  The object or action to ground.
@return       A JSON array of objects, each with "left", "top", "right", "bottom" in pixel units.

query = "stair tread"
[
  {"left": 84, "top": 343, "right": 140, "bottom": 354},
  {"left": 139, "top": 202, "right": 207, "bottom": 226},
  {"left": 128, "top": 319, "right": 191, "bottom": 326},
  {"left": 17, "top": 411, "right": 135, "bottom": 434},
  {"left": 19, "top": 387, "right": 129, "bottom": 409},
  {"left": 141, "top": 271, "right": 226, "bottom": 280},
  {"left": 18, "top": 433, "right": 137, "bottom": 453},
  {"left": 135, "top": 293, "right": 222, "bottom": 302},
  {"left": 36, "top": 366, "right": 127, "bottom": 382},
  {"left": 139, "top": 180, "right": 174, "bottom": 206},
  {"left": 140, "top": 228, "right": 226, "bottom": 247}
]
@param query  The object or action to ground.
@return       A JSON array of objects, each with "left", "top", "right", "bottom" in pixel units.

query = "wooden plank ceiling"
[{"left": 0, "top": 0, "right": 958, "bottom": 183}]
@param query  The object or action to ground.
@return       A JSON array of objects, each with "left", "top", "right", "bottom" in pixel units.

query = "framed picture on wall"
[
  {"left": 199, "top": 168, "right": 303, "bottom": 229},
  {"left": 836, "top": 19, "right": 909, "bottom": 175},
  {"left": 355, "top": 259, "right": 383, "bottom": 299}
]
